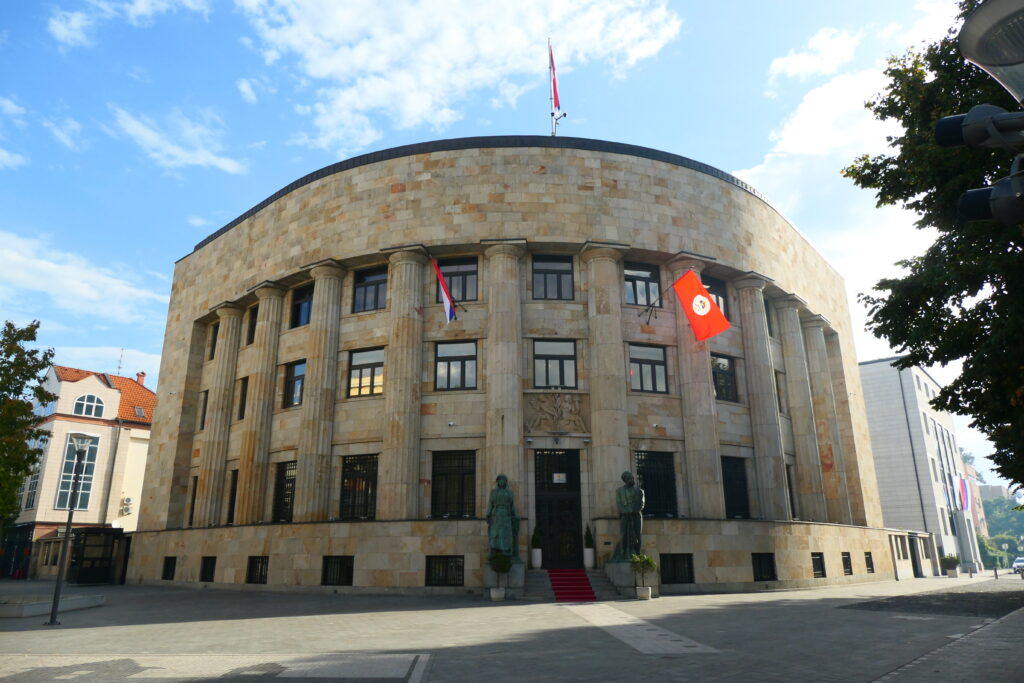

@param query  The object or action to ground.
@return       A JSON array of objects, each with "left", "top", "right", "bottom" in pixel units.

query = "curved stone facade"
[{"left": 129, "top": 136, "right": 892, "bottom": 593}]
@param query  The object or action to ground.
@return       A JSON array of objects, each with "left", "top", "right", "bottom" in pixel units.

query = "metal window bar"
[
  {"left": 425, "top": 555, "right": 464, "bottom": 586},
  {"left": 635, "top": 451, "right": 677, "bottom": 517},
  {"left": 200, "top": 556, "right": 216, "bottom": 582},
  {"left": 431, "top": 451, "right": 476, "bottom": 518},
  {"left": 752, "top": 553, "right": 777, "bottom": 581},
  {"left": 162, "top": 556, "right": 176, "bottom": 581},
  {"left": 842, "top": 552, "right": 853, "bottom": 576},
  {"left": 659, "top": 553, "right": 694, "bottom": 584},
  {"left": 341, "top": 455, "right": 378, "bottom": 520},
  {"left": 865, "top": 552, "right": 875, "bottom": 573},
  {"left": 435, "top": 258, "right": 478, "bottom": 302},
  {"left": 272, "top": 461, "right": 296, "bottom": 523},
  {"left": 322, "top": 556, "right": 355, "bottom": 586},
  {"left": 246, "top": 556, "right": 269, "bottom": 584},
  {"left": 811, "top": 552, "right": 826, "bottom": 578},
  {"left": 354, "top": 269, "right": 388, "bottom": 312},
  {"left": 624, "top": 262, "right": 660, "bottom": 307},
  {"left": 532, "top": 255, "right": 574, "bottom": 300}
]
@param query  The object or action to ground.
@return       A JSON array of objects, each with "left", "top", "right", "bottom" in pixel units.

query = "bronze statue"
[
  {"left": 612, "top": 470, "right": 645, "bottom": 561},
  {"left": 486, "top": 474, "right": 520, "bottom": 561}
]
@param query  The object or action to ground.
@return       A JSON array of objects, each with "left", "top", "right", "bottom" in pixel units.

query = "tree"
[
  {"left": 843, "top": 0, "right": 1024, "bottom": 488},
  {"left": 0, "top": 321, "right": 55, "bottom": 524},
  {"left": 983, "top": 497, "right": 1024, "bottom": 539}
]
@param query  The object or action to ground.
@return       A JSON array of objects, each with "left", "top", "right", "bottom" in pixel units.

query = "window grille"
[
  {"left": 660, "top": 553, "right": 694, "bottom": 584},
  {"left": 322, "top": 556, "right": 355, "bottom": 586},
  {"left": 290, "top": 283, "right": 314, "bottom": 328},
  {"left": 272, "top": 461, "right": 296, "bottom": 523},
  {"left": 425, "top": 555, "right": 464, "bottom": 586},
  {"left": 162, "top": 556, "right": 176, "bottom": 581},
  {"left": 711, "top": 354, "right": 738, "bottom": 402},
  {"left": 349, "top": 348, "right": 385, "bottom": 396},
  {"left": 200, "top": 556, "right": 217, "bottom": 582},
  {"left": 246, "top": 556, "right": 269, "bottom": 584},
  {"left": 435, "top": 258, "right": 478, "bottom": 302},
  {"left": 842, "top": 552, "right": 853, "bottom": 576},
  {"left": 624, "top": 262, "right": 660, "bottom": 307},
  {"left": 720, "top": 456, "right": 750, "bottom": 519},
  {"left": 811, "top": 552, "right": 826, "bottom": 578},
  {"left": 431, "top": 451, "right": 475, "bottom": 518},
  {"left": 73, "top": 394, "right": 104, "bottom": 418},
  {"left": 865, "top": 552, "right": 875, "bottom": 573},
  {"left": 635, "top": 451, "right": 677, "bottom": 517},
  {"left": 340, "top": 455, "right": 378, "bottom": 520},
  {"left": 752, "top": 553, "right": 777, "bottom": 581},
  {"left": 628, "top": 344, "right": 668, "bottom": 393},
  {"left": 533, "top": 340, "right": 576, "bottom": 389},
  {"left": 532, "top": 255, "right": 574, "bottom": 300},
  {"left": 354, "top": 268, "right": 388, "bottom": 312},
  {"left": 435, "top": 342, "right": 477, "bottom": 391},
  {"left": 55, "top": 436, "right": 98, "bottom": 510},
  {"left": 283, "top": 360, "right": 306, "bottom": 408}
]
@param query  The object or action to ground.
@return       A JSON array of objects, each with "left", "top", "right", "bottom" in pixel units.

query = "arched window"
[{"left": 73, "top": 394, "right": 104, "bottom": 418}]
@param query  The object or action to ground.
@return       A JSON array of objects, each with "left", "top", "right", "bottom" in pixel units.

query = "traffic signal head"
[{"left": 935, "top": 104, "right": 1024, "bottom": 149}]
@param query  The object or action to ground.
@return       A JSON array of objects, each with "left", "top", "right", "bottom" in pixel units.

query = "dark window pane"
[
  {"left": 425, "top": 556, "right": 464, "bottom": 586},
  {"left": 200, "top": 556, "right": 216, "bottom": 583},
  {"left": 290, "top": 284, "right": 314, "bottom": 328},
  {"left": 431, "top": 451, "right": 476, "bottom": 518},
  {"left": 636, "top": 451, "right": 677, "bottom": 517},
  {"left": 341, "top": 455, "right": 378, "bottom": 520},
  {"left": 162, "top": 556, "right": 176, "bottom": 581},
  {"left": 712, "top": 354, "right": 738, "bottom": 402},
  {"left": 246, "top": 556, "right": 269, "bottom": 584},
  {"left": 349, "top": 348, "right": 385, "bottom": 396},
  {"left": 629, "top": 344, "right": 668, "bottom": 394},
  {"left": 272, "top": 461, "right": 296, "bottom": 522},
  {"left": 752, "top": 553, "right": 777, "bottom": 581},
  {"left": 322, "top": 556, "right": 354, "bottom": 586},
  {"left": 436, "top": 258, "right": 478, "bottom": 303},
  {"left": 354, "top": 268, "right": 388, "bottom": 312},
  {"left": 532, "top": 255, "right": 574, "bottom": 300},
  {"left": 811, "top": 552, "right": 826, "bottom": 578},
  {"left": 624, "top": 262, "right": 660, "bottom": 308},
  {"left": 721, "top": 456, "right": 750, "bottom": 519},
  {"left": 660, "top": 553, "right": 694, "bottom": 584}
]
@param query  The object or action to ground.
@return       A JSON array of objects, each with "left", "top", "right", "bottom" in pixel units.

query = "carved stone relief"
[{"left": 524, "top": 393, "right": 589, "bottom": 433}]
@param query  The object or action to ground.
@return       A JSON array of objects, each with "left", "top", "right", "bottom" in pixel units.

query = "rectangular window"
[
  {"left": 55, "top": 435, "right": 99, "bottom": 510},
  {"left": 533, "top": 340, "right": 577, "bottom": 389},
  {"left": 23, "top": 465, "right": 39, "bottom": 509},
  {"left": 721, "top": 456, "right": 750, "bottom": 519},
  {"left": 624, "top": 262, "right": 660, "bottom": 307},
  {"left": 775, "top": 371, "right": 788, "bottom": 414},
  {"left": 435, "top": 341, "right": 477, "bottom": 391},
  {"left": 340, "top": 455, "right": 378, "bottom": 520},
  {"left": 923, "top": 413, "right": 929, "bottom": 434},
  {"left": 246, "top": 303, "right": 259, "bottom": 345},
  {"left": 349, "top": 348, "right": 385, "bottom": 396},
  {"left": 283, "top": 360, "right": 306, "bottom": 407},
  {"left": 931, "top": 459, "right": 939, "bottom": 482},
  {"left": 811, "top": 552, "right": 826, "bottom": 578},
  {"left": 272, "top": 461, "right": 296, "bottom": 523},
  {"left": 226, "top": 469, "right": 239, "bottom": 525},
  {"left": 188, "top": 475, "right": 198, "bottom": 527},
  {"left": 841, "top": 551, "right": 853, "bottom": 576},
  {"left": 322, "top": 556, "right": 355, "bottom": 586},
  {"left": 786, "top": 464, "right": 798, "bottom": 519},
  {"left": 711, "top": 354, "right": 738, "bottom": 402},
  {"left": 208, "top": 322, "right": 219, "bottom": 360},
  {"left": 431, "top": 451, "right": 476, "bottom": 518},
  {"left": 200, "top": 556, "right": 217, "bottom": 583},
  {"left": 764, "top": 299, "right": 775, "bottom": 337},
  {"left": 628, "top": 344, "right": 668, "bottom": 393},
  {"left": 752, "top": 553, "right": 777, "bottom": 581},
  {"left": 703, "top": 275, "right": 729, "bottom": 319},
  {"left": 425, "top": 555, "right": 464, "bottom": 586},
  {"left": 246, "top": 556, "right": 269, "bottom": 584},
  {"left": 865, "top": 551, "right": 875, "bottom": 573},
  {"left": 237, "top": 376, "right": 249, "bottom": 420},
  {"left": 353, "top": 268, "right": 388, "bottom": 312},
  {"left": 162, "top": 556, "right": 176, "bottom": 581},
  {"left": 198, "top": 390, "right": 209, "bottom": 429},
  {"left": 660, "top": 553, "right": 694, "bottom": 584},
  {"left": 940, "top": 509, "right": 948, "bottom": 535},
  {"left": 636, "top": 451, "right": 677, "bottom": 517},
  {"left": 436, "top": 257, "right": 478, "bottom": 303},
  {"left": 290, "top": 283, "right": 314, "bottom": 328},
  {"left": 532, "top": 255, "right": 574, "bottom": 300}
]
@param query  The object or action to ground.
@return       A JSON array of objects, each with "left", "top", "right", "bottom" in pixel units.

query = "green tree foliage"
[
  {"left": 983, "top": 497, "right": 1024, "bottom": 539},
  {"left": 843, "top": 0, "right": 1024, "bottom": 487},
  {"left": 0, "top": 321, "right": 55, "bottom": 524}
]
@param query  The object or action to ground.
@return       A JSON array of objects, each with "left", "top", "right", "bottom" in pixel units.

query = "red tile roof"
[{"left": 52, "top": 365, "right": 157, "bottom": 424}]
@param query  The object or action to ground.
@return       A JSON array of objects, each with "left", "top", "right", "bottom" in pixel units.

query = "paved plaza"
[{"left": 1, "top": 574, "right": 1022, "bottom": 681}]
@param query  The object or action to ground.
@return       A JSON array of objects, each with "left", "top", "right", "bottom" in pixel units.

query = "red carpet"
[{"left": 547, "top": 569, "right": 596, "bottom": 602}]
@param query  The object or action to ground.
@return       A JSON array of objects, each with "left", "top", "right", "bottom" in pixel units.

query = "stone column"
[
  {"left": 802, "top": 314, "right": 853, "bottom": 524},
  {"left": 294, "top": 263, "right": 345, "bottom": 522},
  {"left": 668, "top": 259, "right": 725, "bottom": 519},
  {"left": 582, "top": 247, "right": 630, "bottom": 518},
  {"left": 235, "top": 284, "right": 284, "bottom": 524},
  {"left": 484, "top": 244, "right": 525, "bottom": 514},
  {"left": 193, "top": 305, "right": 243, "bottom": 527},
  {"left": 733, "top": 274, "right": 790, "bottom": 521},
  {"left": 775, "top": 295, "right": 827, "bottom": 522},
  {"left": 380, "top": 250, "right": 427, "bottom": 520}
]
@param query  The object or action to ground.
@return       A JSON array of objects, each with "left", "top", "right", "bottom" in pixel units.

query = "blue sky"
[{"left": 0, "top": 0, "right": 1010, "bottom": 486}]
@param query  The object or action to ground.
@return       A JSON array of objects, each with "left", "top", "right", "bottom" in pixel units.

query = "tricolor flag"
[
  {"left": 432, "top": 259, "right": 457, "bottom": 324},
  {"left": 549, "top": 42, "right": 561, "bottom": 114},
  {"left": 672, "top": 270, "right": 731, "bottom": 341},
  {"left": 959, "top": 477, "right": 971, "bottom": 512}
]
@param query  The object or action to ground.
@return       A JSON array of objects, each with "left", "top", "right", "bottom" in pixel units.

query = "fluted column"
[
  {"left": 802, "top": 314, "right": 853, "bottom": 524},
  {"left": 484, "top": 244, "right": 525, "bottom": 514},
  {"left": 733, "top": 274, "right": 790, "bottom": 520},
  {"left": 294, "top": 263, "right": 345, "bottom": 522},
  {"left": 668, "top": 259, "right": 725, "bottom": 519},
  {"left": 235, "top": 284, "right": 284, "bottom": 524},
  {"left": 775, "top": 295, "right": 827, "bottom": 522},
  {"left": 380, "top": 250, "right": 427, "bottom": 519},
  {"left": 825, "top": 330, "right": 874, "bottom": 526},
  {"left": 194, "top": 305, "right": 243, "bottom": 526},
  {"left": 582, "top": 247, "right": 630, "bottom": 518}
]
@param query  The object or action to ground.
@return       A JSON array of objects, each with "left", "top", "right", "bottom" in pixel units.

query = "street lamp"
[
  {"left": 45, "top": 432, "right": 91, "bottom": 626},
  {"left": 959, "top": 0, "right": 1024, "bottom": 104}
]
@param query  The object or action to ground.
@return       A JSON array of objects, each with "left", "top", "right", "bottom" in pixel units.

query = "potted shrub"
[
  {"left": 583, "top": 524, "right": 595, "bottom": 569},
  {"left": 630, "top": 552, "right": 657, "bottom": 600},
  {"left": 530, "top": 526, "right": 543, "bottom": 569},
  {"left": 489, "top": 551, "right": 512, "bottom": 601},
  {"left": 940, "top": 555, "right": 960, "bottom": 578}
]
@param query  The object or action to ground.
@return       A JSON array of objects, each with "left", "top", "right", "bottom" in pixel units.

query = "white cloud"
[
  {"left": 47, "top": 1, "right": 209, "bottom": 47},
  {"left": 52, "top": 346, "right": 162, "bottom": 388},
  {"left": 0, "top": 96, "right": 26, "bottom": 119},
  {"left": 111, "top": 106, "right": 247, "bottom": 174},
  {"left": 897, "top": 0, "right": 961, "bottom": 48},
  {"left": 186, "top": 215, "right": 211, "bottom": 227},
  {"left": 0, "top": 230, "right": 168, "bottom": 323},
  {"left": 43, "top": 117, "right": 84, "bottom": 151},
  {"left": 48, "top": 10, "right": 97, "bottom": 47},
  {"left": 767, "top": 28, "right": 861, "bottom": 94},
  {"left": 237, "top": 78, "right": 258, "bottom": 103},
  {"left": 235, "top": 0, "right": 682, "bottom": 154},
  {"left": 0, "top": 147, "right": 27, "bottom": 169}
]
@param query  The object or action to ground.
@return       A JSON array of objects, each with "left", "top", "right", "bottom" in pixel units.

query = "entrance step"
[
  {"left": 585, "top": 569, "right": 622, "bottom": 601},
  {"left": 548, "top": 569, "right": 596, "bottom": 602},
  {"left": 523, "top": 569, "right": 555, "bottom": 601}
]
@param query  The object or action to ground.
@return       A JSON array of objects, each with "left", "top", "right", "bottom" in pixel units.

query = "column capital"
[
  {"left": 732, "top": 271, "right": 772, "bottom": 291},
  {"left": 212, "top": 303, "right": 244, "bottom": 320},
  {"left": 253, "top": 282, "right": 285, "bottom": 300},
  {"left": 387, "top": 249, "right": 428, "bottom": 266},
  {"left": 667, "top": 258, "right": 706, "bottom": 277},
  {"left": 800, "top": 313, "right": 831, "bottom": 330},
  {"left": 774, "top": 294, "right": 808, "bottom": 311},
  {"left": 309, "top": 262, "right": 345, "bottom": 281},
  {"left": 580, "top": 245, "right": 625, "bottom": 264},
  {"left": 484, "top": 243, "right": 525, "bottom": 259}
]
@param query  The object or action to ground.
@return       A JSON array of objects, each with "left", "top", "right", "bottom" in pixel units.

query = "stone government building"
[{"left": 130, "top": 135, "right": 906, "bottom": 593}]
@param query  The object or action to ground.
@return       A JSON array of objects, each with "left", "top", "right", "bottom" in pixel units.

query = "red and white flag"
[
  {"left": 672, "top": 270, "right": 730, "bottom": 341},
  {"left": 549, "top": 42, "right": 561, "bottom": 114},
  {"left": 432, "top": 259, "right": 457, "bottom": 324}
]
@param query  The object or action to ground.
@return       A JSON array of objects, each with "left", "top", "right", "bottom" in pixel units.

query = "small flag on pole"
[
  {"left": 672, "top": 270, "right": 730, "bottom": 341},
  {"left": 550, "top": 42, "right": 561, "bottom": 114},
  {"left": 432, "top": 259, "right": 457, "bottom": 324}
]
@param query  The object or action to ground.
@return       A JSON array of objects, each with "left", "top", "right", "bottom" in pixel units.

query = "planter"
[
  {"left": 531, "top": 548, "right": 542, "bottom": 569},
  {"left": 489, "top": 587, "right": 506, "bottom": 602},
  {"left": 583, "top": 547, "right": 595, "bottom": 569},
  {"left": 946, "top": 568, "right": 959, "bottom": 578},
  {"left": 635, "top": 586, "right": 652, "bottom": 600}
]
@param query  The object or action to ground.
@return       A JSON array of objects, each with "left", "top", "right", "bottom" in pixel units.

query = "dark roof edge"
[{"left": 186, "top": 135, "right": 773, "bottom": 258}]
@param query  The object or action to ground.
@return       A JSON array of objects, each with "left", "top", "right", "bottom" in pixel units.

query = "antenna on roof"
[{"left": 115, "top": 348, "right": 124, "bottom": 377}]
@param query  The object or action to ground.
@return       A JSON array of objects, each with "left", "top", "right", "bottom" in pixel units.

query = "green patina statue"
[
  {"left": 486, "top": 474, "right": 521, "bottom": 562},
  {"left": 612, "top": 470, "right": 645, "bottom": 561}
]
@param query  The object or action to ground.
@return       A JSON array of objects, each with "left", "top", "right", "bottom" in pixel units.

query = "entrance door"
[
  {"left": 909, "top": 537, "right": 924, "bottom": 578},
  {"left": 534, "top": 449, "right": 583, "bottom": 569}
]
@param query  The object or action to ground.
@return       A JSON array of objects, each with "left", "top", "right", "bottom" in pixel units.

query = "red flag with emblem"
[{"left": 672, "top": 270, "right": 730, "bottom": 341}]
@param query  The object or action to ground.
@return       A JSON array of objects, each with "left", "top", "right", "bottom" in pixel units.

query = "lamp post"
[{"left": 45, "top": 432, "right": 91, "bottom": 626}]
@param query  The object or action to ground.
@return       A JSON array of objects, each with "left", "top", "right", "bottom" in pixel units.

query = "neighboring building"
[
  {"left": 859, "top": 357, "right": 983, "bottom": 572},
  {"left": 1, "top": 366, "right": 155, "bottom": 580},
  {"left": 979, "top": 484, "right": 1011, "bottom": 501},
  {"left": 962, "top": 463, "right": 989, "bottom": 538},
  {"left": 130, "top": 136, "right": 896, "bottom": 594}
]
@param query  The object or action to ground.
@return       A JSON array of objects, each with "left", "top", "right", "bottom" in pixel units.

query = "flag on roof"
[
  {"left": 672, "top": 270, "right": 730, "bottom": 341},
  {"left": 549, "top": 42, "right": 561, "bottom": 114},
  {"left": 432, "top": 259, "right": 457, "bottom": 324}
]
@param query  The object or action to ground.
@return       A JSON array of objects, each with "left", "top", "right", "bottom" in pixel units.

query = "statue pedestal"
[
  {"left": 484, "top": 562, "right": 524, "bottom": 598},
  {"left": 604, "top": 561, "right": 659, "bottom": 598}
]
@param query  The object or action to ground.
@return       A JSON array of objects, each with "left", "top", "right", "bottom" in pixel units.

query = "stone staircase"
[
  {"left": 522, "top": 568, "right": 626, "bottom": 602},
  {"left": 586, "top": 569, "right": 623, "bottom": 600},
  {"left": 523, "top": 569, "right": 554, "bottom": 601}
]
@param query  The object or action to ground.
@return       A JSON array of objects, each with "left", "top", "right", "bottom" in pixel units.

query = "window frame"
[
  {"left": 237, "top": 376, "right": 249, "bottom": 421},
  {"left": 340, "top": 454, "right": 378, "bottom": 520},
  {"left": 290, "top": 283, "right": 314, "bottom": 329},
  {"left": 198, "top": 390, "right": 209, "bottom": 429},
  {"left": 711, "top": 354, "right": 739, "bottom": 403},
  {"left": 283, "top": 360, "right": 306, "bottom": 408},
  {"left": 162, "top": 556, "right": 177, "bottom": 581},
  {"left": 865, "top": 551, "right": 875, "bottom": 573},
  {"left": 246, "top": 556, "right": 269, "bottom": 584},
  {"left": 353, "top": 267, "right": 388, "bottom": 313},
  {"left": 533, "top": 339, "right": 577, "bottom": 389},
  {"left": 425, "top": 555, "right": 465, "bottom": 586},
  {"left": 532, "top": 255, "right": 574, "bottom": 301},
  {"left": 703, "top": 275, "right": 729, "bottom": 319},
  {"left": 752, "top": 553, "right": 778, "bottom": 582},
  {"left": 811, "top": 552, "right": 827, "bottom": 578},
  {"left": 55, "top": 435, "right": 99, "bottom": 511},
  {"left": 435, "top": 257, "right": 478, "bottom": 303},
  {"left": 208, "top": 321, "right": 219, "bottom": 360},
  {"left": 660, "top": 553, "right": 695, "bottom": 584},
  {"left": 431, "top": 451, "right": 476, "bottom": 518},
  {"left": 434, "top": 341, "right": 477, "bottom": 391},
  {"left": 226, "top": 469, "right": 238, "bottom": 525},
  {"left": 775, "top": 370, "right": 788, "bottom": 414},
  {"left": 322, "top": 555, "right": 355, "bottom": 586},
  {"left": 73, "top": 394, "right": 105, "bottom": 418},
  {"left": 635, "top": 451, "right": 677, "bottom": 518},
  {"left": 841, "top": 551, "right": 853, "bottom": 576},
  {"left": 272, "top": 460, "right": 297, "bottom": 523},
  {"left": 246, "top": 303, "right": 259, "bottom": 345},
  {"left": 628, "top": 343, "right": 668, "bottom": 394},
  {"left": 623, "top": 262, "right": 661, "bottom": 307},
  {"left": 348, "top": 348, "right": 385, "bottom": 397},
  {"left": 200, "top": 556, "right": 217, "bottom": 583},
  {"left": 721, "top": 455, "right": 751, "bottom": 520}
]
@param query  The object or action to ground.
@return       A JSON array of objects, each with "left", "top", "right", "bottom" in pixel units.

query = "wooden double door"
[{"left": 534, "top": 449, "right": 583, "bottom": 569}]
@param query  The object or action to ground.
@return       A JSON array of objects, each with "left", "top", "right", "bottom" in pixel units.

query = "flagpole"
[{"left": 549, "top": 38, "right": 556, "bottom": 136}]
